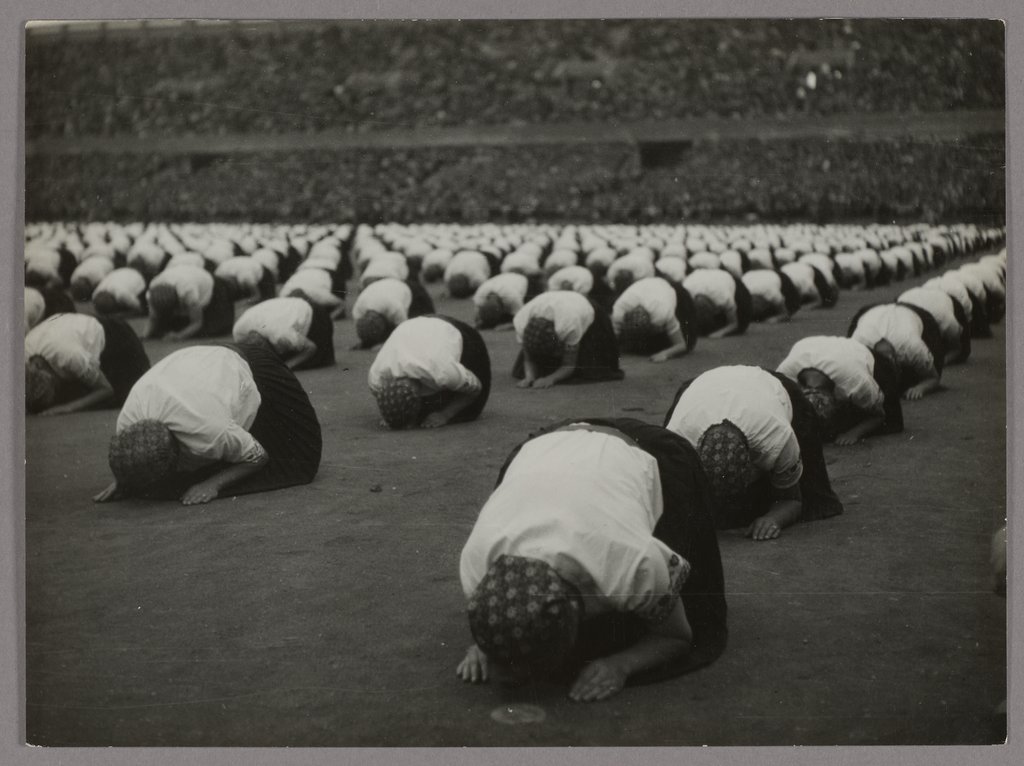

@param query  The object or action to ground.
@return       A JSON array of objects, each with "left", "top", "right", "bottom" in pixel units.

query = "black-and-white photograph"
[{"left": 21, "top": 13, "right": 1007, "bottom": 748}]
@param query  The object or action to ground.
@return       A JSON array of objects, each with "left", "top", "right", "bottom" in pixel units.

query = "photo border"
[{"left": 3, "top": 2, "right": 1019, "bottom": 764}]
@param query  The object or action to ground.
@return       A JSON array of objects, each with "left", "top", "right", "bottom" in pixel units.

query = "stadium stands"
[
  {"left": 26, "top": 19, "right": 1004, "bottom": 138},
  {"left": 26, "top": 135, "right": 1005, "bottom": 224}
]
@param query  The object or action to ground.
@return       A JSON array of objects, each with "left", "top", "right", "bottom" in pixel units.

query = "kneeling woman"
[
  {"left": 26, "top": 313, "right": 151, "bottom": 416},
  {"left": 512, "top": 291, "right": 624, "bottom": 388},
  {"left": 681, "top": 268, "right": 752, "bottom": 338},
  {"left": 777, "top": 335, "right": 903, "bottom": 446},
  {"left": 664, "top": 365, "right": 843, "bottom": 540},
  {"left": 369, "top": 315, "right": 491, "bottom": 429},
  {"left": 612, "top": 276, "right": 697, "bottom": 363},
  {"left": 144, "top": 264, "right": 235, "bottom": 341},
  {"left": 457, "top": 418, "right": 727, "bottom": 701},
  {"left": 847, "top": 302, "right": 945, "bottom": 400},
  {"left": 94, "top": 343, "right": 322, "bottom": 505},
  {"left": 351, "top": 276, "right": 435, "bottom": 349},
  {"left": 232, "top": 294, "right": 336, "bottom": 370}
]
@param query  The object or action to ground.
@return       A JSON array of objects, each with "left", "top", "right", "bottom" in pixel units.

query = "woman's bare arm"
[
  {"left": 533, "top": 346, "right": 580, "bottom": 388},
  {"left": 181, "top": 452, "right": 271, "bottom": 505},
  {"left": 39, "top": 375, "right": 115, "bottom": 415},
  {"left": 569, "top": 599, "right": 692, "bottom": 702}
]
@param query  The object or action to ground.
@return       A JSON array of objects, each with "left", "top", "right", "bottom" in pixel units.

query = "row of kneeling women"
[{"left": 24, "top": 241, "right": 1005, "bottom": 701}]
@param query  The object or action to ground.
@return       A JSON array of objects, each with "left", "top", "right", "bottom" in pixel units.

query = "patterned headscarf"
[
  {"left": 697, "top": 420, "right": 754, "bottom": 504},
  {"left": 448, "top": 274, "right": 473, "bottom": 298},
  {"left": 25, "top": 355, "right": 58, "bottom": 414},
  {"left": 108, "top": 419, "right": 180, "bottom": 491},
  {"left": 468, "top": 554, "right": 583, "bottom": 671},
  {"left": 148, "top": 284, "right": 179, "bottom": 314},
  {"left": 477, "top": 293, "right": 507, "bottom": 328},
  {"left": 374, "top": 376, "right": 422, "bottom": 429},
  {"left": 521, "top": 317, "right": 564, "bottom": 362},
  {"left": 355, "top": 310, "right": 394, "bottom": 348},
  {"left": 618, "top": 306, "right": 654, "bottom": 352}
]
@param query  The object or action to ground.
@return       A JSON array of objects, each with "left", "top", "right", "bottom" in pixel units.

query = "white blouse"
[
  {"left": 742, "top": 270, "right": 785, "bottom": 307},
  {"left": 232, "top": 297, "right": 314, "bottom": 356},
  {"left": 24, "top": 287, "right": 45, "bottom": 332},
  {"left": 117, "top": 346, "right": 265, "bottom": 466},
  {"left": 71, "top": 256, "right": 115, "bottom": 285},
  {"left": 215, "top": 257, "right": 265, "bottom": 290},
  {"left": 547, "top": 265, "right": 594, "bottom": 295},
  {"left": 445, "top": 251, "right": 492, "bottom": 287},
  {"left": 352, "top": 278, "right": 413, "bottom": 326},
  {"left": 606, "top": 253, "right": 656, "bottom": 285},
  {"left": 682, "top": 268, "right": 736, "bottom": 310},
  {"left": 25, "top": 313, "right": 106, "bottom": 387},
  {"left": 93, "top": 268, "right": 147, "bottom": 310}
]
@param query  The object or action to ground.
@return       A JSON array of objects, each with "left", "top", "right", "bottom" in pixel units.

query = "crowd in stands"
[
  {"left": 27, "top": 19, "right": 1004, "bottom": 138},
  {"left": 26, "top": 134, "right": 1005, "bottom": 225}
]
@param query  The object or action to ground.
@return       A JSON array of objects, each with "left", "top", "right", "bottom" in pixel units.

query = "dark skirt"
[
  {"left": 524, "top": 273, "right": 547, "bottom": 303},
  {"left": 511, "top": 299, "right": 625, "bottom": 383},
  {"left": 257, "top": 266, "right": 278, "bottom": 302},
  {"left": 663, "top": 369, "right": 843, "bottom": 529},
  {"left": 57, "top": 247, "right": 78, "bottom": 286},
  {"left": 949, "top": 298, "right": 972, "bottom": 363},
  {"left": 968, "top": 292, "right": 992, "bottom": 338},
  {"left": 495, "top": 418, "right": 727, "bottom": 684},
  {"left": 96, "top": 316, "right": 151, "bottom": 405},
  {"left": 406, "top": 277, "right": 436, "bottom": 318},
  {"left": 810, "top": 265, "right": 839, "bottom": 308},
  {"left": 871, "top": 350, "right": 905, "bottom": 435},
  {"left": 41, "top": 287, "right": 76, "bottom": 318},
  {"left": 201, "top": 278, "right": 237, "bottom": 337},
  {"left": 587, "top": 278, "right": 617, "bottom": 316},
  {"left": 985, "top": 286, "right": 1005, "bottom": 324},
  {"left": 733, "top": 275, "right": 753, "bottom": 333},
  {"left": 295, "top": 304, "right": 336, "bottom": 370},
  {"left": 779, "top": 270, "right": 802, "bottom": 316},
  {"left": 419, "top": 315, "right": 491, "bottom": 424},
  {"left": 232, "top": 341, "right": 323, "bottom": 494},
  {"left": 279, "top": 247, "right": 302, "bottom": 283}
]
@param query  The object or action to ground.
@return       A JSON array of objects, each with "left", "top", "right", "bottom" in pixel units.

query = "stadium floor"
[{"left": 24, "top": 257, "right": 1006, "bottom": 747}]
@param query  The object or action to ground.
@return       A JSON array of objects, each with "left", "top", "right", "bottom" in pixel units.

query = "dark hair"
[{"left": 356, "top": 310, "right": 394, "bottom": 348}]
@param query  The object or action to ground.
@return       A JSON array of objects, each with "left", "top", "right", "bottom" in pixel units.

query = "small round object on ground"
[{"left": 490, "top": 704, "right": 547, "bottom": 725}]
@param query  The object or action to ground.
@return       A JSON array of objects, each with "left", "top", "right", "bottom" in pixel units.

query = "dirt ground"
[{"left": 24, "top": 257, "right": 1006, "bottom": 747}]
